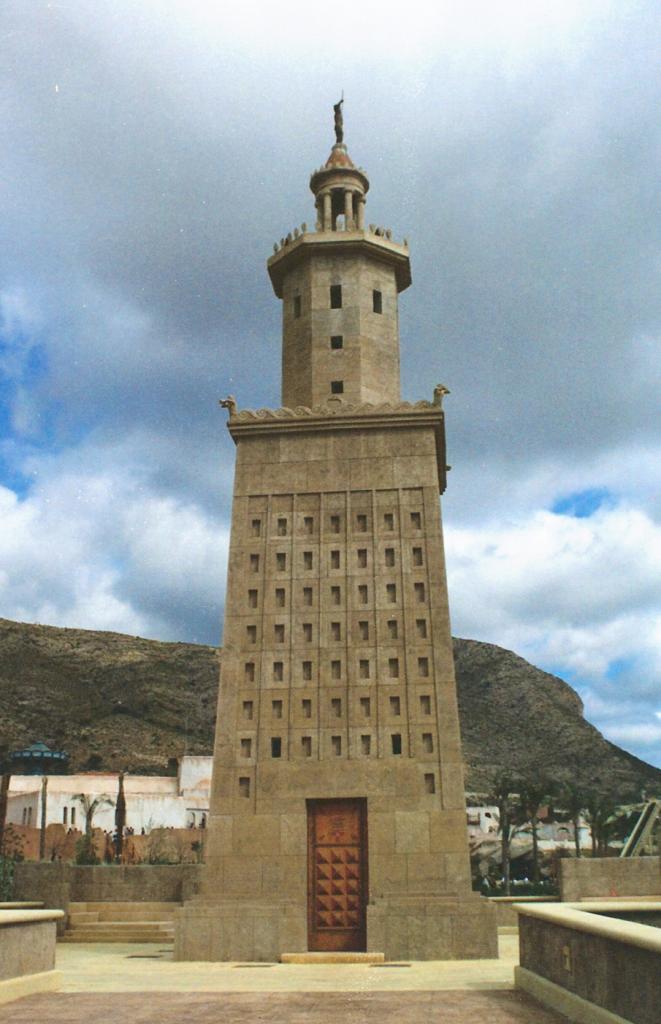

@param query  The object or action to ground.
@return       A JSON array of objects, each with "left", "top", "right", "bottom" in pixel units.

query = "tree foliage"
[
  {"left": 73, "top": 793, "right": 114, "bottom": 836},
  {"left": 519, "top": 776, "right": 557, "bottom": 882}
]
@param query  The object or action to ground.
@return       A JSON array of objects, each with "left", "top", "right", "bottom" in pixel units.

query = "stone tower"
[{"left": 175, "top": 109, "right": 496, "bottom": 962}]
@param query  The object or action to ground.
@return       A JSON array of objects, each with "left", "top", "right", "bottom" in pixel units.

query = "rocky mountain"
[
  {"left": 1, "top": 616, "right": 659, "bottom": 799},
  {"left": 453, "top": 638, "right": 660, "bottom": 796}
]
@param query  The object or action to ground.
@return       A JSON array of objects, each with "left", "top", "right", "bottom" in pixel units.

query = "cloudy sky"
[{"left": 1, "top": 1, "right": 660, "bottom": 767}]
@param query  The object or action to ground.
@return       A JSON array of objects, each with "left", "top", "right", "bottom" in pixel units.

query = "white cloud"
[
  {"left": 0, "top": 451, "right": 227, "bottom": 642},
  {"left": 447, "top": 504, "right": 661, "bottom": 648},
  {"left": 447, "top": 501, "right": 661, "bottom": 750},
  {"left": 126, "top": 0, "right": 607, "bottom": 62},
  {"left": 446, "top": 443, "right": 661, "bottom": 525},
  {"left": 604, "top": 723, "right": 661, "bottom": 749},
  {"left": 446, "top": 497, "right": 661, "bottom": 767},
  {"left": 118, "top": 493, "right": 229, "bottom": 633},
  {"left": 0, "top": 287, "right": 42, "bottom": 342}
]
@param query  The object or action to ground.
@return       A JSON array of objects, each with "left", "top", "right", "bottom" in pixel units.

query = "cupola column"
[
  {"left": 344, "top": 189, "right": 354, "bottom": 230},
  {"left": 322, "top": 191, "right": 332, "bottom": 231},
  {"left": 357, "top": 194, "right": 366, "bottom": 230}
]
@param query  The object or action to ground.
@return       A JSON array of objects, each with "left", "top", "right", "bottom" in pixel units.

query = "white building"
[
  {"left": 466, "top": 803, "right": 592, "bottom": 853},
  {"left": 6, "top": 755, "right": 212, "bottom": 833}
]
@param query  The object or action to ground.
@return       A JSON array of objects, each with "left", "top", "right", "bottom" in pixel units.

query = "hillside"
[{"left": 0, "top": 616, "right": 659, "bottom": 799}]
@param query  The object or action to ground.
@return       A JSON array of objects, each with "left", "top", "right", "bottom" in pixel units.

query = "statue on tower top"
[{"left": 333, "top": 96, "right": 344, "bottom": 144}]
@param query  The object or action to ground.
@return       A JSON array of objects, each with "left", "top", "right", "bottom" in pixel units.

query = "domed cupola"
[{"left": 309, "top": 104, "right": 370, "bottom": 232}]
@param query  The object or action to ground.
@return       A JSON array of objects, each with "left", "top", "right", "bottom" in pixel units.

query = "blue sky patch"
[
  {"left": 605, "top": 657, "right": 636, "bottom": 681},
  {"left": 552, "top": 487, "right": 615, "bottom": 518}
]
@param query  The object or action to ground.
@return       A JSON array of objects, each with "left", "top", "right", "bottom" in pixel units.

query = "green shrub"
[
  {"left": 0, "top": 856, "right": 14, "bottom": 901},
  {"left": 0, "top": 825, "right": 25, "bottom": 900},
  {"left": 75, "top": 833, "right": 99, "bottom": 865}
]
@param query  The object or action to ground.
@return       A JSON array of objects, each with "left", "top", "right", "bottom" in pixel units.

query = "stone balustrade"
[
  {"left": 516, "top": 900, "right": 661, "bottom": 1024},
  {"left": 0, "top": 907, "right": 63, "bottom": 1005}
]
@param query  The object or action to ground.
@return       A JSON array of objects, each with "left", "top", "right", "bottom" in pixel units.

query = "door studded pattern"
[
  {"left": 314, "top": 845, "right": 362, "bottom": 930},
  {"left": 308, "top": 797, "right": 367, "bottom": 951}
]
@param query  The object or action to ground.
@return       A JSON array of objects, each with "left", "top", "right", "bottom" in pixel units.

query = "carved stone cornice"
[
  {"left": 231, "top": 398, "right": 438, "bottom": 422},
  {"left": 224, "top": 398, "right": 448, "bottom": 493}
]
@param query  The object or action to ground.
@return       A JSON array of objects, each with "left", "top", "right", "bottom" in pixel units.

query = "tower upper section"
[{"left": 267, "top": 105, "right": 411, "bottom": 409}]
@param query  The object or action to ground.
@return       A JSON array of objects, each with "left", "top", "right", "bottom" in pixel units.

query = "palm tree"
[
  {"left": 519, "top": 777, "right": 556, "bottom": 883},
  {"left": 489, "top": 774, "right": 523, "bottom": 895},
  {"left": 73, "top": 793, "right": 114, "bottom": 836},
  {"left": 584, "top": 792, "right": 617, "bottom": 857},
  {"left": 559, "top": 782, "right": 586, "bottom": 858}
]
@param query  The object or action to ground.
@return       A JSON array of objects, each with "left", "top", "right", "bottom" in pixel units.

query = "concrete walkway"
[
  {"left": 52, "top": 934, "right": 521, "bottom": 993},
  {"left": 0, "top": 936, "right": 569, "bottom": 1022}
]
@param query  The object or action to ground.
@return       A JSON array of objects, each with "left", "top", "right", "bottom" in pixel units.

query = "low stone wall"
[
  {"left": 516, "top": 901, "right": 661, "bottom": 1024},
  {"left": 0, "top": 909, "right": 63, "bottom": 1005},
  {"left": 0, "top": 902, "right": 43, "bottom": 910},
  {"left": 12, "top": 863, "right": 203, "bottom": 933},
  {"left": 12, "top": 864, "right": 71, "bottom": 935},
  {"left": 559, "top": 856, "right": 660, "bottom": 901},
  {"left": 488, "top": 895, "right": 557, "bottom": 927}
]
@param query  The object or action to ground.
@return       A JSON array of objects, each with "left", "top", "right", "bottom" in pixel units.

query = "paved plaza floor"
[
  {"left": 0, "top": 936, "right": 569, "bottom": 1022},
  {"left": 0, "top": 990, "right": 568, "bottom": 1023}
]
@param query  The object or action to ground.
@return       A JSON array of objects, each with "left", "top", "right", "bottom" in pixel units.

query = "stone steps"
[
  {"left": 59, "top": 927, "right": 174, "bottom": 943},
  {"left": 61, "top": 901, "right": 178, "bottom": 944},
  {"left": 68, "top": 912, "right": 99, "bottom": 925},
  {"left": 68, "top": 905, "right": 177, "bottom": 921},
  {"left": 280, "top": 952, "right": 385, "bottom": 964},
  {"left": 68, "top": 907, "right": 177, "bottom": 923}
]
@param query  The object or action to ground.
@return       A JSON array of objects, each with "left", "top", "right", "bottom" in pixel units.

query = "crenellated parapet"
[
  {"left": 267, "top": 228, "right": 411, "bottom": 298},
  {"left": 272, "top": 223, "right": 409, "bottom": 256}
]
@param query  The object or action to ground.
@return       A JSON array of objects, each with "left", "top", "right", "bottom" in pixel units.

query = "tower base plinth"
[
  {"left": 174, "top": 898, "right": 306, "bottom": 962},
  {"left": 368, "top": 894, "right": 497, "bottom": 960},
  {"left": 175, "top": 893, "right": 496, "bottom": 962}
]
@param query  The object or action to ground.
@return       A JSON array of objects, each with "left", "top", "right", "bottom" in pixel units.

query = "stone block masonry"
[{"left": 176, "top": 109, "right": 496, "bottom": 961}]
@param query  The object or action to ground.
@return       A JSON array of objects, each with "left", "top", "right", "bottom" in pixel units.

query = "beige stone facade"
[{"left": 175, "top": 125, "right": 496, "bottom": 961}]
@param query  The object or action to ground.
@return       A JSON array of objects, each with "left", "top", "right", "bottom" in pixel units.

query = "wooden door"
[{"left": 307, "top": 797, "right": 367, "bottom": 952}]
